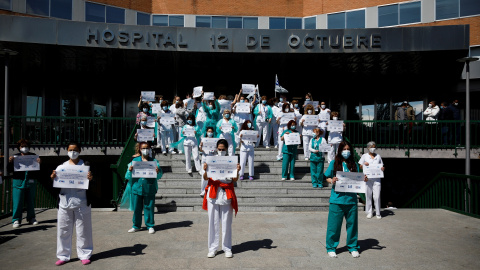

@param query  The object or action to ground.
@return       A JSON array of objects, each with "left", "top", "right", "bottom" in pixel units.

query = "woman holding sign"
[
  {"left": 359, "top": 141, "right": 385, "bottom": 219},
  {"left": 300, "top": 104, "right": 319, "bottom": 161},
  {"left": 199, "top": 126, "right": 218, "bottom": 196},
  {"left": 202, "top": 139, "right": 241, "bottom": 258},
  {"left": 202, "top": 96, "right": 221, "bottom": 136},
  {"left": 125, "top": 141, "right": 163, "bottom": 234},
  {"left": 324, "top": 141, "right": 367, "bottom": 258},
  {"left": 232, "top": 90, "right": 254, "bottom": 147},
  {"left": 280, "top": 120, "right": 301, "bottom": 181},
  {"left": 308, "top": 128, "right": 327, "bottom": 188},
  {"left": 181, "top": 115, "right": 201, "bottom": 173},
  {"left": 8, "top": 139, "right": 41, "bottom": 228},
  {"left": 253, "top": 96, "right": 273, "bottom": 148},
  {"left": 327, "top": 111, "right": 345, "bottom": 163},
  {"left": 276, "top": 103, "right": 296, "bottom": 161},
  {"left": 216, "top": 109, "right": 238, "bottom": 156},
  {"left": 50, "top": 141, "right": 93, "bottom": 265},
  {"left": 157, "top": 100, "right": 175, "bottom": 154},
  {"left": 239, "top": 120, "right": 259, "bottom": 180}
]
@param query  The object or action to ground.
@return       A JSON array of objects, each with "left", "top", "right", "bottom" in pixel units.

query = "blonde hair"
[{"left": 313, "top": 127, "right": 324, "bottom": 136}]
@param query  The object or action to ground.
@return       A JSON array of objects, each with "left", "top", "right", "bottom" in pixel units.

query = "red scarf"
[{"left": 202, "top": 178, "right": 238, "bottom": 216}]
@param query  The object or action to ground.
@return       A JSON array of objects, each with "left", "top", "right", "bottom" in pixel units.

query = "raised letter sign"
[
  {"left": 372, "top": 34, "right": 381, "bottom": 48},
  {"left": 260, "top": 35, "right": 270, "bottom": 48},
  {"left": 246, "top": 35, "right": 257, "bottom": 47},
  {"left": 288, "top": 35, "right": 300, "bottom": 48},
  {"left": 102, "top": 29, "right": 115, "bottom": 42},
  {"left": 87, "top": 28, "right": 98, "bottom": 43}
]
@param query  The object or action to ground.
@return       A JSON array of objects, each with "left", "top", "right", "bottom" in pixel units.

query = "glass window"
[
  {"left": 0, "top": 0, "right": 11, "bottom": 10},
  {"left": 196, "top": 16, "right": 211, "bottom": 28},
  {"left": 436, "top": 0, "right": 459, "bottom": 20},
  {"left": 243, "top": 17, "right": 258, "bottom": 29},
  {"left": 106, "top": 6, "right": 124, "bottom": 24},
  {"left": 27, "top": 96, "right": 43, "bottom": 118},
  {"left": 400, "top": 2, "right": 421, "bottom": 24},
  {"left": 346, "top": 10, "right": 365, "bottom": 28},
  {"left": 461, "top": 0, "right": 480, "bottom": 17},
  {"left": 328, "top": 12, "right": 345, "bottom": 29},
  {"left": 228, "top": 17, "right": 242, "bottom": 28},
  {"left": 62, "top": 94, "right": 76, "bottom": 117},
  {"left": 85, "top": 2, "right": 105, "bottom": 23},
  {"left": 26, "top": 0, "right": 49, "bottom": 16},
  {"left": 286, "top": 18, "right": 302, "bottom": 29},
  {"left": 212, "top": 16, "right": 226, "bottom": 28},
  {"left": 152, "top": 15, "right": 168, "bottom": 26},
  {"left": 50, "top": 0, "right": 72, "bottom": 20},
  {"left": 378, "top": 4, "right": 398, "bottom": 27},
  {"left": 269, "top": 17, "right": 285, "bottom": 29},
  {"left": 137, "top": 12, "right": 150, "bottom": 25},
  {"left": 304, "top": 17, "right": 316, "bottom": 29},
  {"left": 169, "top": 15, "right": 184, "bottom": 27}
]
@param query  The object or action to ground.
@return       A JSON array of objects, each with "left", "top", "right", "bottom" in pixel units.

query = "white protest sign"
[
  {"left": 284, "top": 132, "right": 301, "bottom": 145},
  {"left": 242, "top": 84, "right": 256, "bottom": 94},
  {"left": 221, "top": 123, "right": 232, "bottom": 133},
  {"left": 319, "top": 113, "right": 330, "bottom": 121},
  {"left": 206, "top": 156, "right": 238, "bottom": 179},
  {"left": 328, "top": 120, "right": 344, "bottom": 132},
  {"left": 132, "top": 161, "right": 157, "bottom": 179},
  {"left": 151, "top": 103, "right": 161, "bottom": 114},
  {"left": 240, "top": 130, "right": 258, "bottom": 143},
  {"left": 184, "top": 98, "right": 194, "bottom": 110},
  {"left": 218, "top": 100, "right": 232, "bottom": 114},
  {"left": 14, "top": 155, "right": 40, "bottom": 171},
  {"left": 203, "top": 92, "right": 214, "bottom": 100},
  {"left": 236, "top": 103, "right": 251, "bottom": 113},
  {"left": 317, "top": 143, "right": 333, "bottom": 153},
  {"left": 183, "top": 126, "right": 196, "bottom": 137},
  {"left": 193, "top": 86, "right": 203, "bottom": 98},
  {"left": 53, "top": 165, "right": 90, "bottom": 189},
  {"left": 202, "top": 137, "right": 220, "bottom": 152},
  {"left": 146, "top": 116, "right": 156, "bottom": 128},
  {"left": 303, "top": 115, "right": 319, "bottom": 126},
  {"left": 304, "top": 101, "right": 319, "bottom": 108},
  {"left": 141, "top": 91, "right": 155, "bottom": 101},
  {"left": 137, "top": 129, "right": 155, "bottom": 142},
  {"left": 363, "top": 164, "right": 384, "bottom": 178},
  {"left": 335, "top": 171, "right": 366, "bottom": 193},
  {"left": 159, "top": 113, "right": 175, "bottom": 125},
  {"left": 280, "top": 113, "right": 295, "bottom": 124}
]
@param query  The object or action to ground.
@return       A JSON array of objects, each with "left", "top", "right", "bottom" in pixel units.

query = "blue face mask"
[
  {"left": 225, "top": 114, "right": 230, "bottom": 119},
  {"left": 207, "top": 132, "right": 213, "bottom": 138},
  {"left": 342, "top": 150, "right": 351, "bottom": 159},
  {"left": 262, "top": 100, "right": 266, "bottom": 104},
  {"left": 247, "top": 123, "right": 252, "bottom": 128},
  {"left": 290, "top": 126, "right": 296, "bottom": 130},
  {"left": 294, "top": 104, "right": 298, "bottom": 108},
  {"left": 187, "top": 120, "right": 192, "bottom": 125},
  {"left": 141, "top": 121, "right": 147, "bottom": 126},
  {"left": 240, "top": 99, "right": 245, "bottom": 103},
  {"left": 162, "top": 106, "right": 168, "bottom": 111},
  {"left": 279, "top": 98, "right": 284, "bottom": 102},
  {"left": 306, "top": 98, "right": 310, "bottom": 101},
  {"left": 143, "top": 108, "right": 148, "bottom": 113}
]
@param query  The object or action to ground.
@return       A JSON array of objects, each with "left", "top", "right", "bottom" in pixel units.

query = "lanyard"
[{"left": 312, "top": 137, "right": 322, "bottom": 149}]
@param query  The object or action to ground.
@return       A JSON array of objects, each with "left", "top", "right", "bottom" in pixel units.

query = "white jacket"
[{"left": 424, "top": 106, "right": 440, "bottom": 123}]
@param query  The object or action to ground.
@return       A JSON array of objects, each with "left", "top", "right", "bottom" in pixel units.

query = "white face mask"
[
  {"left": 333, "top": 117, "right": 338, "bottom": 120},
  {"left": 209, "top": 105, "right": 213, "bottom": 109},
  {"left": 68, "top": 151, "right": 80, "bottom": 160},
  {"left": 217, "top": 150, "right": 227, "bottom": 156},
  {"left": 369, "top": 148, "right": 376, "bottom": 153},
  {"left": 284, "top": 109, "right": 289, "bottom": 113},
  {"left": 308, "top": 110, "right": 312, "bottom": 114},
  {"left": 321, "top": 105, "right": 326, "bottom": 109},
  {"left": 428, "top": 104, "right": 432, "bottom": 108},
  {"left": 141, "top": 149, "right": 150, "bottom": 156},
  {"left": 20, "top": 147, "right": 29, "bottom": 154}
]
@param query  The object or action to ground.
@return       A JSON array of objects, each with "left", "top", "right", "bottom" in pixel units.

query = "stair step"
[
  {"left": 160, "top": 173, "right": 318, "bottom": 180},
  {"left": 155, "top": 202, "right": 331, "bottom": 212}
]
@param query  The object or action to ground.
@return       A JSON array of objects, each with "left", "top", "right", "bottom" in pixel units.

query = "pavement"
[{"left": 0, "top": 208, "right": 479, "bottom": 270}]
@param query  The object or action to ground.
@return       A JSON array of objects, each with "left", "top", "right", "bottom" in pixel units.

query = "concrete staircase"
[{"left": 153, "top": 147, "right": 338, "bottom": 212}]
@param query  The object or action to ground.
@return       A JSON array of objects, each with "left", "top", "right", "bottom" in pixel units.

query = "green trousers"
[
  {"left": 326, "top": 203, "right": 359, "bottom": 252},
  {"left": 310, "top": 161, "right": 324, "bottom": 187},
  {"left": 282, "top": 153, "right": 295, "bottom": 179},
  {"left": 12, "top": 181, "right": 37, "bottom": 223},
  {"left": 133, "top": 194, "right": 155, "bottom": 229}
]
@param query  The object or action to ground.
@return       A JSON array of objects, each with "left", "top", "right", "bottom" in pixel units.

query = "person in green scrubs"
[
  {"left": 8, "top": 139, "right": 41, "bottom": 228},
  {"left": 280, "top": 120, "right": 301, "bottom": 181},
  {"left": 324, "top": 141, "right": 368, "bottom": 258},
  {"left": 308, "top": 128, "right": 327, "bottom": 188},
  {"left": 125, "top": 141, "right": 163, "bottom": 234}
]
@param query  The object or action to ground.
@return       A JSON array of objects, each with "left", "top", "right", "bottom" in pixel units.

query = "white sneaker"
[
  {"left": 376, "top": 215, "right": 382, "bottom": 219},
  {"left": 207, "top": 251, "right": 216, "bottom": 258},
  {"left": 281, "top": 178, "right": 286, "bottom": 181},
  {"left": 276, "top": 157, "right": 282, "bottom": 161},
  {"left": 304, "top": 158, "right": 309, "bottom": 160},
  {"left": 12, "top": 221, "right": 20, "bottom": 228},
  {"left": 275, "top": 146, "right": 278, "bottom": 149},
  {"left": 187, "top": 169, "right": 192, "bottom": 173},
  {"left": 225, "top": 250, "right": 233, "bottom": 258},
  {"left": 290, "top": 178, "right": 295, "bottom": 181},
  {"left": 29, "top": 218, "right": 38, "bottom": 225},
  {"left": 266, "top": 146, "right": 270, "bottom": 149},
  {"left": 128, "top": 228, "right": 139, "bottom": 233},
  {"left": 162, "top": 151, "right": 167, "bottom": 154},
  {"left": 179, "top": 151, "right": 183, "bottom": 154},
  {"left": 351, "top": 251, "right": 360, "bottom": 258},
  {"left": 328, "top": 252, "right": 337, "bottom": 258},
  {"left": 366, "top": 213, "right": 373, "bottom": 219},
  {"left": 148, "top": 228, "right": 155, "bottom": 234}
]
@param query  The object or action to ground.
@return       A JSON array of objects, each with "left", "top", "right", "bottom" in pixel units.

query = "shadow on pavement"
[
  {"left": 380, "top": 210, "right": 395, "bottom": 217},
  {"left": 230, "top": 239, "right": 277, "bottom": 254},
  {"left": 336, "top": 238, "right": 386, "bottom": 254},
  {"left": 0, "top": 225, "right": 55, "bottom": 236},
  {"left": 0, "top": 235, "right": 16, "bottom": 245},
  {"left": 93, "top": 244, "right": 148, "bottom": 261},
  {"left": 39, "top": 219, "right": 57, "bottom": 224},
  {"left": 154, "top": 221, "right": 193, "bottom": 232}
]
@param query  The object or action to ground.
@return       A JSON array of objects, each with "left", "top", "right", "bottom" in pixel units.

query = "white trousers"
[
  {"left": 184, "top": 144, "right": 201, "bottom": 172},
  {"left": 207, "top": 201, "right": 233, "bottom": 253},
  {"left": 158, "top": 129, "right": 174, "bottom": 152},
  {"left": 277, "top": 126, "right": 287, "bottom": 159},
  {"left": 269, "top": 122, "right": 279, "bottom": 147},
  {"left": 239, "top": 150, "right": 254, "bottom": 176},
  {"left": 200, "top": 156, "right": 209, "bottom": 195},
  {"left": 57, "top": 205, "right": 93, "bottom": 261},
  {"left": 234, "top": 120, "right": 245, "bottom": 147},
  {"left": 328, "top": 143, "right": 339, "bottom": 163},
  {"left": 365, "top": 179, "right": 382, "bottom": 216},
  {"left": 220, "top": 135, "right": 234, "bottom": 156},
  {"left": 302, "top": 134, "right": 313, "bottom": 159},
  {"left": 256, "top": 122, "right": 270, "bottom": 147}
]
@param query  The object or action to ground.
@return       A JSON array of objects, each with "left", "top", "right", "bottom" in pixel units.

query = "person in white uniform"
[
  {"left": 269, "top": 98, "right": 281, "bottom": 148},
  {"left": 239, "top": 120, "right": 259, "bottom": 180},
  {"left": 300, "top": 104, "right": 319, "bottom": 161},
  {"left": 232, "top": 90, "right": 254, "bottom": 147},
  {"left": 292, "top": 100, "right": 303, "bottom": 135},
  {"left": 199, "top": 126, "right": 217, "bottom": 196},
  {"left": 253, "top": 96, "right": 273, "bottom": 148},
  {"left": 276, "top": 103, "right": 296, "bottom": 161},
  {"left": 318, "top": 101, "right": 331, "bottom": 138},
  {"left": 157, "top": 101, "right": 175, "bottom": 154},
  {"left": 181, "top": 115, "right": 201, "bottom": 173},
  {"left": 327, "top": 111, "right": 345, "bottom": 163},
  {"left": 50, "top": 142, "right": 93, "bottom": 266},
  {"left": 359, "top": 141, "right": 385, "bottom": 219},
  {"left": 216, "top": 110, "right": 238, "bottom": 156},
  {"left": 202, "top": 139, "right": 241, "bottom": 258}
]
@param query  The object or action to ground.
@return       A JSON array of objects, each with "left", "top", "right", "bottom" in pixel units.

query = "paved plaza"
[{"left": 0, "top": 208, "right": 479, "bottom": 269}]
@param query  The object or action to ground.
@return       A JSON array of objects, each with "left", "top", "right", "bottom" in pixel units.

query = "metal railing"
[
  {"left": 5, "top": 116, "right": 136, "bottom": 147},
  {"left": 403, "top": 173, "right": 480, "bottom": 216},
  {"left": 343, "top": 120, "right": 479, "bottom": 151},
  {"left": 110, "top": 125, "right": 138, "bottom": 208},
  {"left": 0, "top": 176, "right": 57, "bottom": 218}
]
